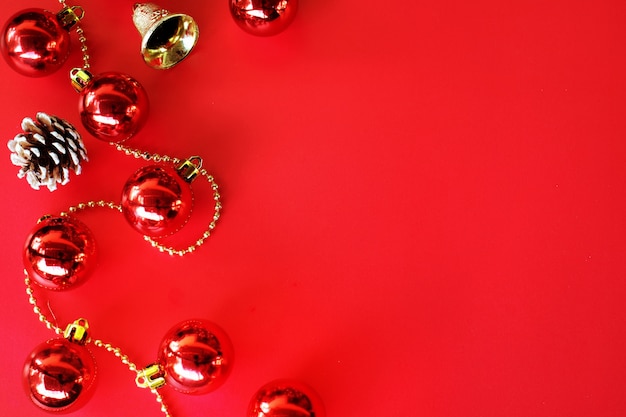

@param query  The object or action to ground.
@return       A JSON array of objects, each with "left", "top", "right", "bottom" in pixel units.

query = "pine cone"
[{"left": 7, "top": 112, "right": 88, "bottom": 191}]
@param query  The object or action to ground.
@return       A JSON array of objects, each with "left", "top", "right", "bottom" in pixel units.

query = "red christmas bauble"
[
  {"left": 0, "top": 8, "right": 71, "bottom": 77},
  {"left": 158, "top": 319, "right": 233, "bottom": 394},
  {"left": 24, "top": 338, "right": 96, "bottom": 412},
  {"left": 23, "top": 216, "right": 96, "bottom": 291},
  {"left": 78, "top": 72, "right": 149, "bottom": 143},
  {"left": 121, "top": 164, "right": 193, "bottom": 237},
  {"left": 229, "top": 0, "right": 298, "bottom": 36},
  {"left": 248, "top": 380, "right": 325, "bottom": 417}
]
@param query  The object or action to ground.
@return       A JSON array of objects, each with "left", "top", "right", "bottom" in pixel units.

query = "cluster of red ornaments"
[
  {"left": 4, "top": 1, "right": 322, "bottom": 416},
  {"left": 24, "top": 318, "right": 234, "bottom": 411},
  {"left": 1, "top": 0, "right": 299, "bottom": 142},
  {"left": 21, "top": 214, "right": 325, "bottom": 415},
  {"left": 21, "top": 161, "right": 197, "bottom": 291}
]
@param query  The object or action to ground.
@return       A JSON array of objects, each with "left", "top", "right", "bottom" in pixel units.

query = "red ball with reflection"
[
  {"left": 248, "top": 379, "right": 326, "bottom": 417},
  {"left": 158, "top": 319, "right": 233, "bottom": 394},
  {"left": 78, "top": 72, "right": 149, "bottom": 143},
  {"left": 24, "top": 338, "right": 96, "bottom": 412},
  {"left": 121, "top": 164, "right": 193, "bottom": 238},
  {"left": 23, "top": 216, "right": 96, "bottom": 291},
  {"left": 1, "top": 8, "right": 71, "bottom": 76},
  {"left": 229, "top": 0, "right": 298, "bottom": 36}
]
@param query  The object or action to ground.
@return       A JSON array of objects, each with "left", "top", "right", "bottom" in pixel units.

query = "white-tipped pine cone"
[{"left": 7, "top": 112, "right": 88, "bottom": 191}]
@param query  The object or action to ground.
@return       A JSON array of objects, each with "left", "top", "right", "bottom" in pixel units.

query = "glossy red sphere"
[
  {"left": 121, "top": 164, "right": 193, "bottom": 237},
  {"left": 78, "top": 72, "right": 149, "bottom": 143},
  {"left": 158, "top": 319, "right": 233, "bottom": 394},
  {"left": 24, "top": 338, "right": 96, "bottom": 412},
  {"left": 1, "top": 8, "right": 70, "bottom": 76},
  {"left": 248, "top": 380, "right": 325, "bottom": 417},
  {"left": 229, "top": 0, "right": 298, "bottom": 36},
  {"left": 23, "top": 216, "right": 96, "bottom": 291}
]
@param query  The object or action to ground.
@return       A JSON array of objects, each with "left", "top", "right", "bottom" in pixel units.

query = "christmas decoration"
[
  {"left": 120, "top": 162, "right": 196, "bottom": 238},
  {"left": 23, "top": 215, "right": 96, "bottom": 291},
  {"left": 8, "top": 112, "right": 88, "bottom": 191},
  {"left": 229, "top": 0, "right": 298, "bottom": 36},
  {"left": 0, "top": 6, "right": 83, "bottom": 77},
  {"left": 71, "top": 69, "right": 149, "bottom": 142},
  {"left": 22, "top": 271, "right": 235, "bottom": 415},
  {"left": 18, "top": 148, "right": 219, "bottom": 259},
  {"left": 8, "top": 2, "right": 325, "bottom": 416},
  {"left": 248, "top": 380, "right": 325, "bottom": 417},
  {"left": 133, "top": 3, "right": 199, "bottom": 69},
  {"left": 24, "top": 319, "right": 96, "bottom": 412},
  {"left": 157, "top": 319, "right": 233, "bottom": 394}
]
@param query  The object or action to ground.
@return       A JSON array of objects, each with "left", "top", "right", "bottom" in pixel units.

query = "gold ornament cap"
[
  {"left": 70, "top": 67, "right": 93, "bottom": 92},
  {"left": 136, "top": 363, "right": 166, "bottom": 389},
  {"left": 176, "top": 156, "right": 203, "bottom": 183},
  {"left": 64, "top": 318, "right": 91, "bottom": 345},
  {"left": 57, "top": 6, "right": 84, "bottom": 31}
]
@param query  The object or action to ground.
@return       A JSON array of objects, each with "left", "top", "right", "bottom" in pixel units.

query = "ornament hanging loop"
[
  {"left": 57, "top": 6, "right": 85, "bottom": 30},
  {"left": 176, "top": 156, "right": 203, "bottom": 183}
]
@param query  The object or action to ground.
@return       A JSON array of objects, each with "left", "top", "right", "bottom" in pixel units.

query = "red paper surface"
[{"left": 1, "top": 0, "right": 625, "bottom": 416}]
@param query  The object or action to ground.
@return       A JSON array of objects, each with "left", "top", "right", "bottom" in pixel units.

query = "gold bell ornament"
[{"left": 132, "top": 3, "right": 199, "bottom": 69}]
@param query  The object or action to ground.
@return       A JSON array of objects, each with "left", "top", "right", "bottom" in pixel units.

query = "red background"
[{"left": 1, "top": 0, "right": 625, "bottom": 416}]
